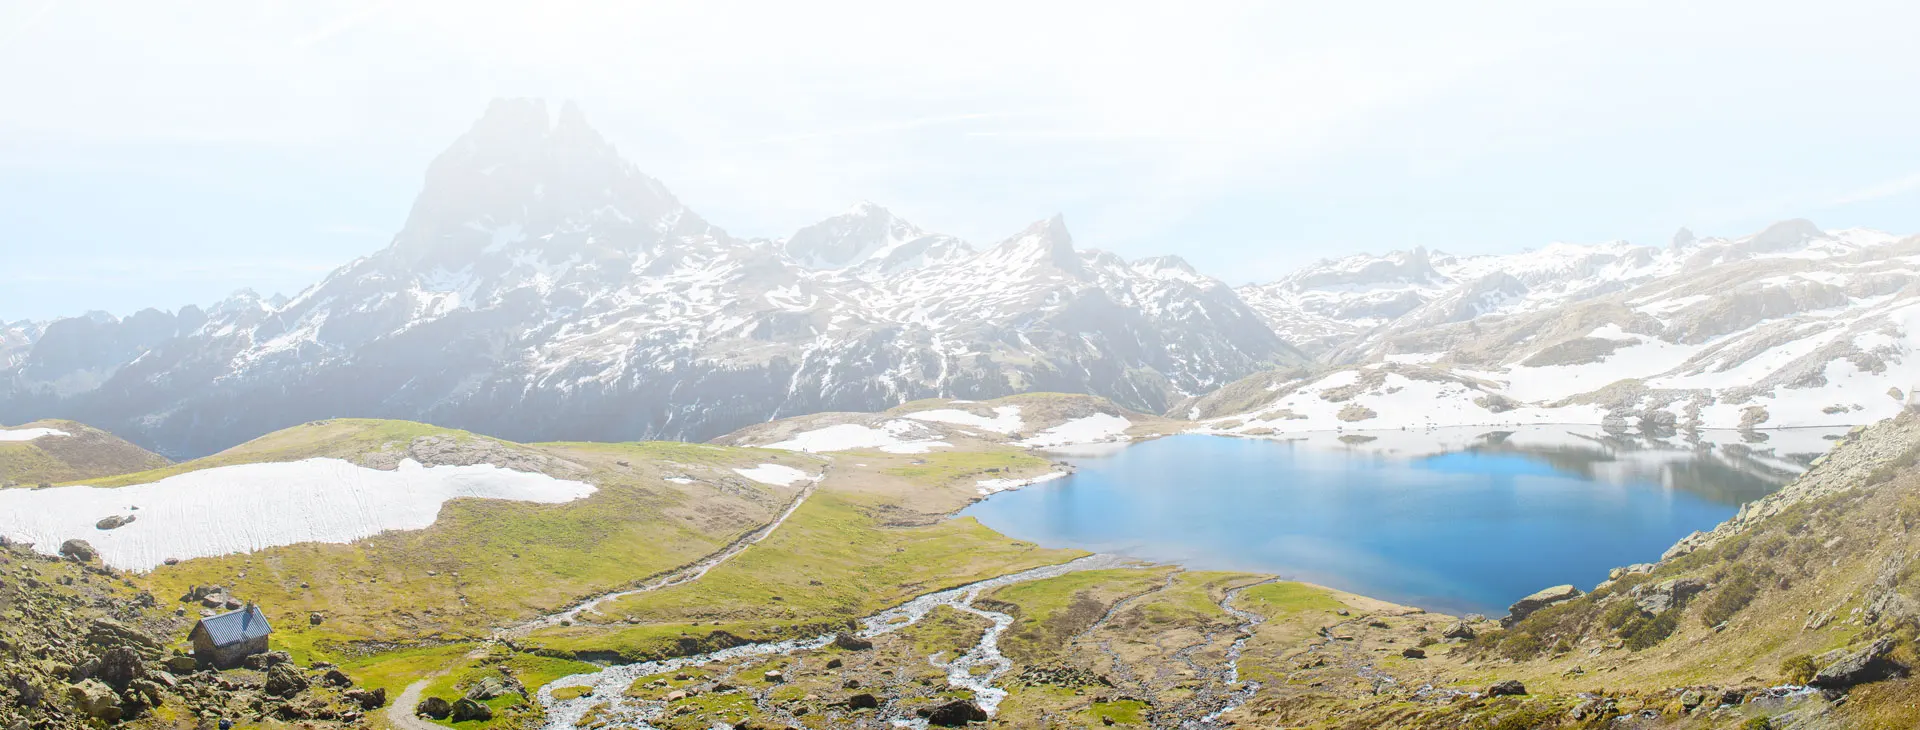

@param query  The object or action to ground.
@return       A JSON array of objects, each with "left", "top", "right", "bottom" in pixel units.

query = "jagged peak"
[
  {"left": 1745, "top": 218, "right": 1826, "bottom": 252},
  {"left": 985, "top": 214, "right": 1080, "bottom": 273}
]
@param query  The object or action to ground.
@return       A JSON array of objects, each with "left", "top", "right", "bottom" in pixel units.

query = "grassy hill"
[{"left": 0, "top": 418, "right": 168, "bottom": 486}]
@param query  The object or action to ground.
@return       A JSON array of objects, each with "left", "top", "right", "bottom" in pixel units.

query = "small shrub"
[
  {"left": 1599, "top": 600, "right": 1641, "bottom": 631},
  {"left": 1742, "top": 717, "right": 1773, "bottom": 730},
  {"left": 1619, "top": 611, "right": 1677, "bottom": 651},
  {"left": 1700, "top": 568, "right": 1766, "bottom": 627},
  {"left": 1500, "top": 633, "right": 1544, "bottom": 661},
  {"left": 1780, "top": 654, "right": 1817, "bottom": 685}
]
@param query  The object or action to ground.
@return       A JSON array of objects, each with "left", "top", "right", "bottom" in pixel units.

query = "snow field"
[{"left": 0, "top": 458, "right": 595, "bottom": 571}]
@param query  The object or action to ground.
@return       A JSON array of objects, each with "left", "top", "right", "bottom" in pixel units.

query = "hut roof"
[{"left": 191, "top": 604, "right": 272, "bottom": 647}]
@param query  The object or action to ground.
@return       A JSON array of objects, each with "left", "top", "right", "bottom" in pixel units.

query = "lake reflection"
[{"left": 960, "top": 429, "right": 1834, "bottom": 615}]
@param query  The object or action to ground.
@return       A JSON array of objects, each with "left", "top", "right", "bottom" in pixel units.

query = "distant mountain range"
[
  {"left": 1194, "top": 219, "right": 1920, "bottom": 440},
  {"left": 0, "top": 100, "right": 1301, "bottom": 457}
]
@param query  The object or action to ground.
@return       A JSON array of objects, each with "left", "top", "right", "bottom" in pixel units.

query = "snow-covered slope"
[
  {"left": 1208, "top": 221, "right": 1920, "bottom": 436},
  {"left": 0, "top": 99, "right": 1304, "bottom": 458}
]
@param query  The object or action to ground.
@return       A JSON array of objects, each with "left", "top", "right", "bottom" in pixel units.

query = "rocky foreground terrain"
[{"left": 0, "top": 537, "right": 387, "bottom": 730}]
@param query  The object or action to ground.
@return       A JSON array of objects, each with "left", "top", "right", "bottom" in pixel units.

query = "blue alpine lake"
[{"left": 960, "top": 432, "right": 1828, "bottom": 616}]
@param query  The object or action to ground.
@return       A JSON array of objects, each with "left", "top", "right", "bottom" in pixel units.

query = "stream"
[{"left": 536, "top": 553, "right": 1135, "bottom": 730}]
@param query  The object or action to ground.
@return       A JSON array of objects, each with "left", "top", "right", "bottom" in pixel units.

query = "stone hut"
[{"left": 189, "top": 604, "right": 273, "bottom": 668}]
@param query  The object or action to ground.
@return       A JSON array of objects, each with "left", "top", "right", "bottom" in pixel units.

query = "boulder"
[
  {"left": 89, "top": 618, "right": 163, "bottom": 654},
  {"left": 1633, "top": 578, "right": 1708, "bottom": 615},
  {"left": 347, "top": 687, "right": 388, "bottom": 710},
  {"left": 59, "top": 539, "right": 98, "bottom": 563},
  {"left": 846, "top": 693, "right": 879, "bottom": 709},
  {"left": 1811, "top": 638, "right": 1906, "bottom": 689},
  {"left": 825, "top": 658, "right": 843, "bottom": 669},
  {"left": 924, "top": 699, "right": 988, "bottom": 726},
  {"left": 464, "top": 676, "right": 506, "bottom": 701},
  {"left": 764, "top": 670, "right": 784, "bottom": 684},
  {"left": 95, "top": 515, "right": 136, "bottom": 531},
  {"left": 1501, "top": 585, "right": 1582, "bottom": 627},
  {"left": 65, "top": 679, "right": 121, "bottom": 722},
  {"left": 1486, "top": 680, "right": 1527, "bottom": 697},
  {"left": 833, "top": 633, "right": 874, "bottom": 651},
  {"left": 165, "top": 655, "right": 199, "bottom": 673},
  {"left": 416, "top": 696, "right": 452, "bottom": 719},
  {"left": 450, "top": 697, "right": 494, "bottom": 722},
  {"left": 323, "top": 668, "right": 354, "bottom": 688},
  {"left": 1441, "top": 621, "right": 1476, "bottom": 640},
  {"left": 264, "top": 663, "right": 309, "bottom": 697},
  {"left": 97, "top": 646, "right": 147, "bottom": 689},
  {"left": 1400, "top": 648, "right": 1426, "bottom": 659}
]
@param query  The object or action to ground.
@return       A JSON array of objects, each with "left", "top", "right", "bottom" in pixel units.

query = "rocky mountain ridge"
[{"left": 1203, "top": 219, "right": 1920, "bottom": 438}]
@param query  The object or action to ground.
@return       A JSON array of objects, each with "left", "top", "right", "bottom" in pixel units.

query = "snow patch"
[
  {"left": 0, "top": 458, "right": 594, "bottom": 571},
  {"left": 904, "top": 406, "right": 1024, "bottom": 434},
  {"left": 765, "top": 422, "right": 949, "bottom": 454},
  {"left": 732, "top": 464, "right": 813, "bottom": 487},
  {"left": 975, "top": 470, "right": 1068, "bottom": 496},
  {"left": 1020, "top": 414, "right": 1133, "bottom": 448},
  {"left": 0, "top": 428, "right": 69, "bottom": 442}
]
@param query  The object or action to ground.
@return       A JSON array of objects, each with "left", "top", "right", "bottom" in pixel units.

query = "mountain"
[
  {"left": 0, "top": 99, "right": 1304, "bottom": 458},
  {"left": 779, "top": 200, "right": 973, "bottom": 276},
  {"left": 0, "top": 319, "right": 43, "bottom": 370},
  {"left": 1204, "top": 221, "right": 1920, "bottom": 437}
]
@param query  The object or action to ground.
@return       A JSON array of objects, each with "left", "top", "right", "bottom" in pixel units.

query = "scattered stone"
[
  {"left": 416, "top": 696, "right": 453, "bottom": 719},
  {"left": 323, "top": 668, "right": 353, "bottom": 688},
  {"left": 1441, "top": 621, "right": 1476, "bottom": 640},
  {"left": 97, "top": 646, "right": 147, "bottom": 689},
  {"left": 924, "top": 699, "right": 988, "bottom": 726},
  {"left": 95, "top": 515, "right": 136, "bottom": 531},
  {"left": 1401, "top": 648, "right": 1426, "bottom": 659},
  {"left": 1633, "top": 578, "right": 1708, "bottom": 615},
  {"left": 347, "top": 687, "right": 387, "bottom": 709},
  {"left": 65, "top": 679, "right": 121, "bottom": 721},
  {"left": 465, "top": 676, "right": 507, "bottom": 700},
  {"left": 1486, "top": 680, "right": 1528, "bottom": 697},
  {"left": 847, "top": 693, "right": 879, "bottom": 710},
  {"left": 450, "top": 697, "right": 493, "bottom": 722},
  {"left": 763, "top": 670, "right": 784, "bottom": 683},
  {"left": 310, "top": 612, "right": 325, "bottom": 626},
  {"left": 166, "top": 655, "right": 199, "bottom": 673},
  {"left": 265, "top": 663, "right": 309, "bottom": 697},
  {"left": 825, "top": 658, "right": 843, "bottom": 669},
  {"left": 1811, "top": 637, "right": 1906, "bottom": 689},
  {"left": 59, "top": 539, "right": 98, "bottom": 563},
  {"left": 833, "top": 633, "right": 873, "bottom": 651},
  {"left": 1501, "top": 585, "right": 1582, "bottom": 627}
]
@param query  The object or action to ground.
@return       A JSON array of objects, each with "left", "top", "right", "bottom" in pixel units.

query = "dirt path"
[
  {"left": 386, "top": 676, "right": 443, "bottom": 730},
  {"left": 499, "top": 470, "right": 825, "bottom": 638}
]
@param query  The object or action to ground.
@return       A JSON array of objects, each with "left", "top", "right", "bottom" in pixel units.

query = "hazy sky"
[{"left": 5, "top": 1, "right": 1920, "bottom": 320}]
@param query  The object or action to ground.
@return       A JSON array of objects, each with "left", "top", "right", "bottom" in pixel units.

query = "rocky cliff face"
[{"left": 0, "top": 100, "right": 1304, "bottom": 458}]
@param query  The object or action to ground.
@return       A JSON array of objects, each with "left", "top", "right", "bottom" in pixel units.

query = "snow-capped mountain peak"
[
  {"left": 979, "top": 214, "right": 1081, "bottom": 276},
  {"left": 2, "top": 101, "right": 1301, "bottom": 457},
  {"left": 780, "top": 202, "right": 971, "bottom": 275}
]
